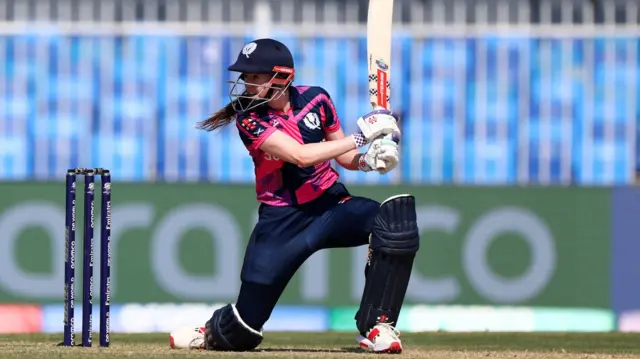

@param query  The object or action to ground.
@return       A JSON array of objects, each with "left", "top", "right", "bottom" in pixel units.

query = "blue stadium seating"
[{"left": 0, "top": 33, "right": 636, "bottom": 184}]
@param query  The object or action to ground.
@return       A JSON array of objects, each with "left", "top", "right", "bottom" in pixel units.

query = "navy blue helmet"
[
  {"left": 228, "top": 38, "right": 294, "bottom": 74},
  {"left": 227, "top": 39, "right": 296, "bottom": 113}
]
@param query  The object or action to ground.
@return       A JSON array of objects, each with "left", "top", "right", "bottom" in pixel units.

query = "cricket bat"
[{"left": 367, "top": 0, "right": 396, "bottom": 169}]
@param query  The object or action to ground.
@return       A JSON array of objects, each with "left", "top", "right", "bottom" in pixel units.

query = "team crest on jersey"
[{"left": 303, "top": 112, "right": 321, "bottom": 130}]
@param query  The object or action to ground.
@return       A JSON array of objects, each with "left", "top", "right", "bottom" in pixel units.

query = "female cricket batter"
[{"left": 196, "top": 38, "right": 420, "bottom": 354}]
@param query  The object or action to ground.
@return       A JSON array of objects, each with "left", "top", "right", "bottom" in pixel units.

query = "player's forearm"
[
  {"left": 336, "top": 150, "right": 363, "bottom": 171},
  {"left": 297, "top": 136, "right": 357, "bottom": 167}
]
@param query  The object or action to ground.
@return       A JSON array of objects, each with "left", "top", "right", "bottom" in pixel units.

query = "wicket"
[{"left": 62, "top": 168, "right": 111, "bottom": 347}]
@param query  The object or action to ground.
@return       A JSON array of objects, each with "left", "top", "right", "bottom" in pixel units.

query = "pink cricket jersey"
[{"left": 235, "top": 86, "right": 342, "bottom": 206}]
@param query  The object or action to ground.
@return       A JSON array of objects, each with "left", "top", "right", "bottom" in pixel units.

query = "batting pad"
[
  {"left": 355, "top": 194, "right": 420, "bottom": 334},
  {"left": 205, "top": 303, "right": 263, "bottom": 351}
]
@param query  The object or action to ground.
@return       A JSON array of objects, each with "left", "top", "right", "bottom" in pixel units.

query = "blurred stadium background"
[{"left": 1, "top": 0, "right": 640, "bottom": 336}]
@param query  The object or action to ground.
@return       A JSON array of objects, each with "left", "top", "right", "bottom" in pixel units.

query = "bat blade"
[
  {"left": 367, "top": 0, "right": 394, "bottom": 111},
  {"left": 367, "top": 0, "right": 395, "bottom": 170}
]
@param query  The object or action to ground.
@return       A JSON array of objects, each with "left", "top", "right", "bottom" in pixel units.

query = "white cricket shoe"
[
  {"left": 169, "top": 326, "right": 206, "bottom": 350},
  {"left": 356, "top": 323, "right": 403, "bottom": 354}
]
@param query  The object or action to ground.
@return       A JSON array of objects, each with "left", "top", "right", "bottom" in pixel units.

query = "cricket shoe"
[
  {"left": 356, "top": 323, "right": 402, "bottom": 354},
  {"left": 169, "top": 326, "right": 206, "bottom": 350}
]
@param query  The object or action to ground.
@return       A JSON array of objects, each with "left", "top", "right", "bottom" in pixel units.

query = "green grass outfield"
[{"left": 1, "top": 332, "right": 640, "bottom": 359}]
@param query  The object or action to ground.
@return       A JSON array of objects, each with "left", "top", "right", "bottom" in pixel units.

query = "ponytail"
[{"left": 195, "top": 101, "right": 237, "bottom": 132}]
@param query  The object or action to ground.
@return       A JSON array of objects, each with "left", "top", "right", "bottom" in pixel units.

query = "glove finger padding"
[
  {"left": 362, "top": 139, "right": 390, "bottom": 170},
  {"left": 361, "top": 136, "right": 400, "bottom": 174},
  {"left": 374, "top": 139, "right": 399, "bottom": 174},
  {"left": 377, "top": 154, "right": 398, "bottom": 174},
  {"left": 375, "top": 133, "right": 400, "bottom": 171}
]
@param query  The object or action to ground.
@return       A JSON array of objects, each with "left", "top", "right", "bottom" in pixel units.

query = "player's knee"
[
  {"left": 370, "top": 194, "right": 420, "bottom": 255},
  {"left": 205, "top": 303, "right": 263, "bottom": 351}
]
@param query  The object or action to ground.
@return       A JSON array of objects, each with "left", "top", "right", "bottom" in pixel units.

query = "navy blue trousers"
[{"left": 235, "top": 182, "right": 380, "bottom": 330}]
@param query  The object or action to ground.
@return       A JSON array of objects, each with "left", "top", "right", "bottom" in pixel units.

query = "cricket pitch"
[{"left": 1, "top": 332, "right": 640, "bottom": 359}]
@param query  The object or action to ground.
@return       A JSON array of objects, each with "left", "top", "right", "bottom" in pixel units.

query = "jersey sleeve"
[
  {"left": 236, "top": 114, "right": 277, "bottom": 151},
  {"left": 319, "top": 89, "right": 342, "bottom": 134}
]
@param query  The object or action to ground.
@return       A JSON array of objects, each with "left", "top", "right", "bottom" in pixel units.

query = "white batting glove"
[
  {"left": 353, "top": 108, "right": 400, "bottom": 147},
  {"left": 358, "top": 135, "right": 399, "bottom": 174},
  {"left": 372, "top": 135, "right": 400, "bottom": 174},
  {"left": 375, "top": 140, "right": 399, "bottom": 174},
  {"left": 358, "top": 146, "right": 378, "bottom": 172}
]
